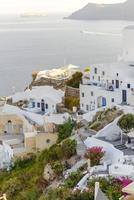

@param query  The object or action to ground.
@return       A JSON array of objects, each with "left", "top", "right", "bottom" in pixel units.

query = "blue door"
[{"left": 102, "top": 97, "right": 106, "bottom": 107}]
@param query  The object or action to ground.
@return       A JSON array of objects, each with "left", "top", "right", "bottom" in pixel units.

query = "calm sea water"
[{"left": 0, "top": 14, "right": 134, "bottom": 96}]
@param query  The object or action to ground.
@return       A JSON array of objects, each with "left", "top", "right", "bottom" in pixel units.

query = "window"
[
  {"left": 91, "top": 91, "right": 94, "bottom": 96},
  {"left": 102, "top": 71, "right": 105, "bottom": 76},
  {"left": 116, "top": 73, "right": 119, "bottom": 77},
  {"left": 112, "top": 98, "right": 114, "bottom": 103},
  {"left": 32, "top": 102, "right": 35, "bottom": 108},
  {"left": 127, "top": 84, "right": 131, "bottom": 89},
  {"left": 37, "top": 102, "right": 40, "bottom": 108},
  {"left": 86, "top": 105, "right": 89, "bottom": 111},
  {"left": 92, "top": 76, "right": 94, "bottom": 80},
  {"left": 82, "top": 92, "right": 84, "bottom": 97},
  {"left": 81, "top": 104, "right": 84, "bottom": 107},
  {"left": 94, "top": 68, "right": 97, "bottom": 74},
  {"left": 98, "top": 76, "right": 100, "bottom": 81},
  {"left": 112, "top": 80, "right": 114, "bottom": 85},
  {"left": 46, "top": 104, "right": 48, "bottom": 109}
]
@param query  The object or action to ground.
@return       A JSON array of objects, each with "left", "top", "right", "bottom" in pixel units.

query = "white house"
[
  {"left": 80, "top": 62, "right": 134, "bottom": 113},
  {"left": 10, "top": 86, "right": 64, "bottom": 114}
]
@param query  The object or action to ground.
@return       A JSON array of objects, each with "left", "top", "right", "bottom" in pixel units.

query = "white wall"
[
  {"left": 80, "top": 84, "right": 122, "bottom": 113},
  {"left": 84, "top": 137, "right": 124, "bottom": 164},
  {"left": 95, "top": 116, "right": 122, "bottom": 138}
]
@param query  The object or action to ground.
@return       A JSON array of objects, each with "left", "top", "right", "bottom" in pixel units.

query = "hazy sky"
[{"left": 0, "top": 0, "right": 126, "bottom": 14}]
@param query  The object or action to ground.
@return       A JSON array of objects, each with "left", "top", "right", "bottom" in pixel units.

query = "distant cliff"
[{"left": 66, "top": 0, "right": 134, "bottom": 21}]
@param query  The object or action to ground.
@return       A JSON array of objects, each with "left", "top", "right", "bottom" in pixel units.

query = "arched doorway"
[{"left": 97, "top": 96, "right": 107, "bottom": 108}]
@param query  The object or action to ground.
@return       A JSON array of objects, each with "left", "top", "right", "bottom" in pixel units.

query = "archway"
[{"left": 97, "top": 96, "right": 107, "bottom": 108}]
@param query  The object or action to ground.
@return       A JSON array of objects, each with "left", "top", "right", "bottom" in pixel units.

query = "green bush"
[
  {"left": 64, "top": 170, "right": 83, "bottom": 188},
  {"left": 88, "top": 177, "right": 122, "bottom": 200},
  {"left": 66, "top": 190, "right": 94, "bottom": 200},
  {"left": 58, "top": 119, "right": 74, "bottom": 142},
  {"left": 64, "top": 97, "right": 80, "bottom": 110},
  {"left": 62, "top": 139, "right": 77, "bottom": 159},
  {"left": 51, "top": 161, "right": 64, "bottom": 176}
]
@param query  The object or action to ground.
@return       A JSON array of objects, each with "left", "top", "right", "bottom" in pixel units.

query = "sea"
[{"left": 0, "top": 13, "right": 134, "bottom": 96}]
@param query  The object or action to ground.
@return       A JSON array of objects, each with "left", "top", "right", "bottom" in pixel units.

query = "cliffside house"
[
  {"left": 80, "top": 62, "right": 134, "bottom": 113},
  {"left": 10, "top": 86, "right": 64, "bottom": 114}
]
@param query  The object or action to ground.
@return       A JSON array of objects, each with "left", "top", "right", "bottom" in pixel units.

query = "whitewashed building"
[
  {"left": 80, "top": 62, "right": 134, "bottom": 113},
  {"left": 80, "top": 26, "right": 134, "bottom": 113},
  {"left": 10, "top": 86, "right": 64, "bottom": 114}
]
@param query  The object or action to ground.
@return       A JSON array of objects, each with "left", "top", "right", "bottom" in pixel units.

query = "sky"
[{"left": 0, "top": 0, "right": 126, "bottom": 14}]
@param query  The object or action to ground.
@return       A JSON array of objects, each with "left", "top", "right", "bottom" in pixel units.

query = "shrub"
[
  {"left": 66, "top": 189, "right": 94, "bottom": 200},
  {"left": 62, "top": 139, "right": 77, "bottom": 159},
  {"left": 64, "top": 170, "right": 83, "bottom": 188},
  {"left": 85, "top": 147, "right": 105, "bottom": 167},
  {"left": 51, "top": 161, "right": 64, "bottom": 176},
  {"left": 89, "top": 121, "right": 103, "bottom": 131},
  {"left": 88, "top": 177, "right": 122, "bottom": 200},
  {"left": 64, "top": 97, "right": 80, "bottom": 110},
  {"left": 58, "top": 119, "right": 74, "bottom": 142},
  {"left": 13, "top": 153, "right": 36, "bottom": 169},
  {"left": 66, "top": 72, "right": 83, "bottom": 88}
]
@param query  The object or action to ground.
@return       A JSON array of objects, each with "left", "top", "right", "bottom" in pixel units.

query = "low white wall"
[{"left": 95, "top": 116, "right": 122, "bottom": 138}]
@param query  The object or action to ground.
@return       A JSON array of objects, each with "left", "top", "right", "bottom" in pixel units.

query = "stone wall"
[{"left": 65, "top": 86, "right": 80, "bottom": 98}]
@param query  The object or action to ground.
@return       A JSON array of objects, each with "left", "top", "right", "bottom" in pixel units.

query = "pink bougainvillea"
[
  {"left": 85, "top": 146, "right": 105, "bottom": 167},
  {"left": 116, "top": 177, "right": 133, "bottom": 188}
]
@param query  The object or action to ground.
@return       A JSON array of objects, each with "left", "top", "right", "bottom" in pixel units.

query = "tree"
[
  {"left": 66, "top": 72, "right": 83, "bottom": 88},
  {"left": 118, "top": 114, "right": 134, "bottom": 133},
  {"left": 85, "top": 147, "right": 105, "bottom": 167},
  {"left": 57, "top": 119, "right": 74, "bottom": 142},
  {"left": 62, "top": 139, "right": 77, "bottom": 159}
]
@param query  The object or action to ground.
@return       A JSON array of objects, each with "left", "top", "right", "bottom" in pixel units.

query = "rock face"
[
  {"left": 30, "top": 77, "right": 67, "bottom": 90},
  {"left": 43, "top": 164, "right": 55, "bottom": 181},
  {"left": 67, "top": 0, "right": 134, "bottom": 21}
]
